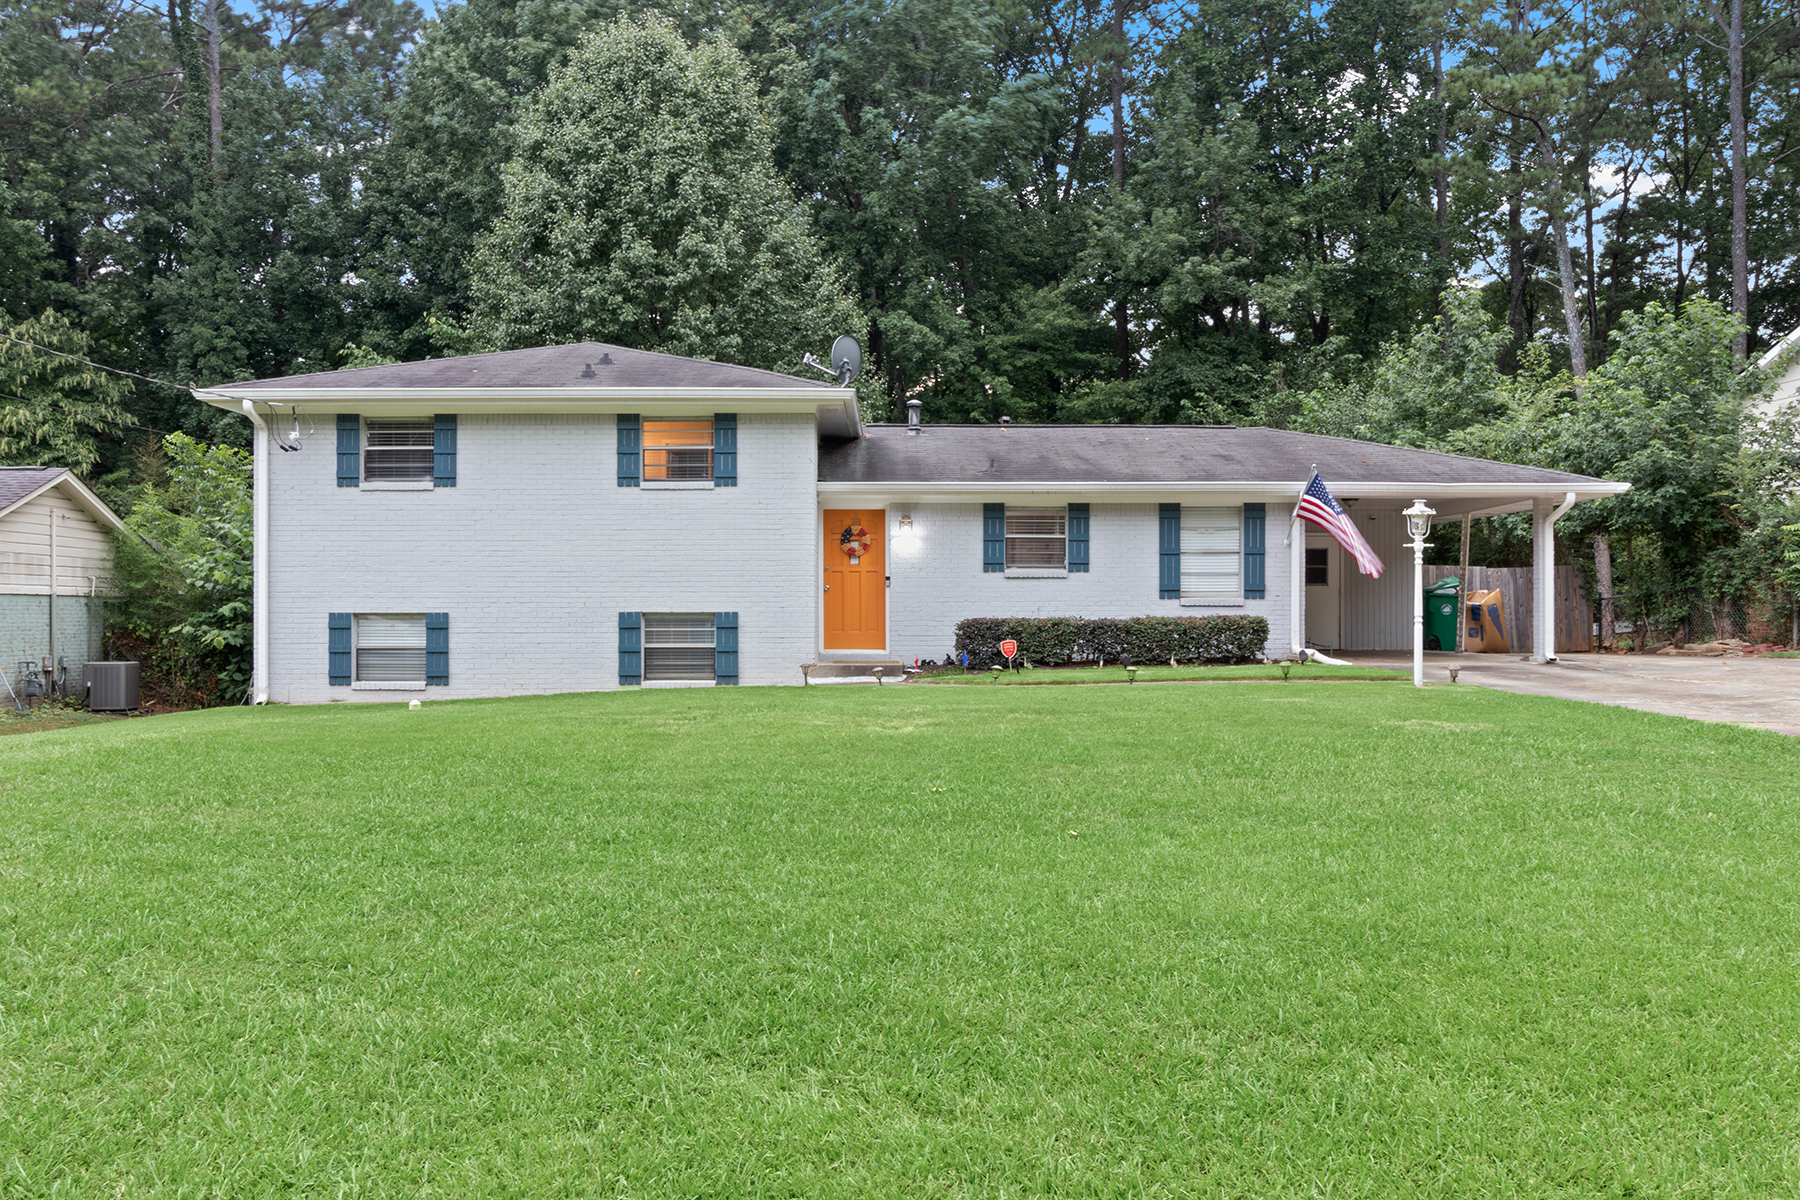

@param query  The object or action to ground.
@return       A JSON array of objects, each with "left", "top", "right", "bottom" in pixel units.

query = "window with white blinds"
[
  {"left": 356, "top": 614, "right": 427, "bottom": 681},
  {"left": 1180, "top": 507, "right": 1241, "bottom": 600},
  {"left": 364, "top": 419, "right": 434, "bottom": 481},
  {"left": 642, "top": 420, "right": 714, "bottom": 481},
  {"left": 1005, "top": 508, "right": 1067, "bottom": 568},
  {"left": 643, "top": 614, "right": 716, "bottom": 681}
]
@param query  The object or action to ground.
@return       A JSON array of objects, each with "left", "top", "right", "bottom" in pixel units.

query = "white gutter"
[{"left": 238, "top": 399, "right": 270, "bottom": 705}]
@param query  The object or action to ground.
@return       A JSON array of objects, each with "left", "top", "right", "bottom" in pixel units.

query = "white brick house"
[{"left": 201, "top": 342, "right": 1627, "bottom": 702}]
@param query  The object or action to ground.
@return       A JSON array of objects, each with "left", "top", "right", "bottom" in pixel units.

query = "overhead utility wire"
[
  {"left": 0, "top": 332, "right": 205, "bottom": 394},
  {"left": 0, "top": 391, "right": 171, "bottom": 436}
]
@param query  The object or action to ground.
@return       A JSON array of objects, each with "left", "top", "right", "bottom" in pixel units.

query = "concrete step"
[{"left": 806, "top": 661, "right": 907, "bottom": 681}]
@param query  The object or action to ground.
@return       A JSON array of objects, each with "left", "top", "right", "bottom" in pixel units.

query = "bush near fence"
[{"left": 953, "top": 615, "right": 1271, "bottom": 668}]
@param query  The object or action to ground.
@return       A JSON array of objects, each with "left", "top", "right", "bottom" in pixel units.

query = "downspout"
[
  {"left": 239, "top": 399, "right": 271, "bottom": 704},
  {"left": 47, "top": 508, "right": 56, "bottom": 684}
]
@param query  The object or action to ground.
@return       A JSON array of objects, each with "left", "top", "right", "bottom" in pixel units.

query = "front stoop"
[{"left": 805, "top": 661, "right": 908, "bottom": 684}]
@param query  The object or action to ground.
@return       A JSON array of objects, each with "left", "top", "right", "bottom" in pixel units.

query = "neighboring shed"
[{"left": 0, "top": 467, "right": 126, "bottom": 687}]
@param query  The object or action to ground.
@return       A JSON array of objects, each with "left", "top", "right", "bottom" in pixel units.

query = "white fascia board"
[
  {"left": 817, "top": 480, "right": 1631, "bottom": 505},
  {"left": 0, "top": 472, "right": 130, "bottom": 534}
]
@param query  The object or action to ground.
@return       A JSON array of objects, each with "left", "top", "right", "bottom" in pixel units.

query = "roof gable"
[{"left": 0, "top": 467, "right": 128, "bottom": 533}]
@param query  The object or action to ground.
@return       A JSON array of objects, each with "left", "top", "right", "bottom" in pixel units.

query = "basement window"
[
  {"left": 355, "top": 614, "right": 426, "bottom": 685},
  {"left": 643, "top": 613, "right": 716, "bottom": 684}
]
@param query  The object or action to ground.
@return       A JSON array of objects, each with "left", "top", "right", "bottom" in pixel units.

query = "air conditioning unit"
[{"left": 84, "top": 661, "right": 140, "bottom": 712}]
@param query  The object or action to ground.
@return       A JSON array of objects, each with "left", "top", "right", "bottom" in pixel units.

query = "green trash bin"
[{"left": 1424, "top": 576, "right": 1461, "bottom": 651}]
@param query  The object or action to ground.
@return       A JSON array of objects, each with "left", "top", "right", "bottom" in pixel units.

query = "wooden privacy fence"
[{"left": 1425, "top": 565, "right": 1593, "bottom": 653}]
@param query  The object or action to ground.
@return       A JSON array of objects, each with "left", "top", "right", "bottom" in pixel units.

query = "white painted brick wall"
[
  {"left": 267, "top": 412, "right": 820, "bottom": 702},
  {"left": 876, "top": 502, "right": 1293, "bottom": 663}
]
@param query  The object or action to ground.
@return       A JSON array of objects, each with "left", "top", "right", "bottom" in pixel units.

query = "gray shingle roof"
[
  {"left": 819, "top": 425, "right": 1610, "bottom": 486},
  {"left": 0, "top": 467, "right": 68, "bottom": 510},
  {"left": 222, "top": 342, "right": 835, "bottom": 391}
]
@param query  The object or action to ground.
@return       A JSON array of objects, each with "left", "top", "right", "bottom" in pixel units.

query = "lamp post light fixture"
[{"left": 1402, "top": 499, "right": 1436, "bottom": 688}]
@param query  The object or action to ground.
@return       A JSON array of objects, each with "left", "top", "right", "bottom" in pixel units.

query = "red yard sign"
[{"left": 999, "top": 639, "right": 1018, "bottom": 660}]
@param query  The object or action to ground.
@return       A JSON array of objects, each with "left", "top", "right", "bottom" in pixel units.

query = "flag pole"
[{"left": 1288, "top": 467, "right": 1314, "bottom": 658}]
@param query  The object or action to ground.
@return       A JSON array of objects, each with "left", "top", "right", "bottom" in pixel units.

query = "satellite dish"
[{"left": 830, "top": 335, "right": 863, "bottom": 386}]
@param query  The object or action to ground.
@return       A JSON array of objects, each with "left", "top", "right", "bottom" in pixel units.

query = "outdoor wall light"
[{"left": 895, "top": 514, "right": 921, "bottom": 549}]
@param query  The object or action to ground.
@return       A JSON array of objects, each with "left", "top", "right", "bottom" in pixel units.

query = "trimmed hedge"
[{"left": 953, "top": 615, "right": 1271, "bottom": 668}]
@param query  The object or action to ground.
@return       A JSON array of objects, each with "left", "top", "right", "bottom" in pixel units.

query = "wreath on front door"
[{"left": 840, "top": 524, "right": 873, "bottom": 558}]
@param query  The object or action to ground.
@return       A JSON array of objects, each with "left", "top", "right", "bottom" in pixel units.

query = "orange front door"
[{"left": 823, "top": 509, "right": 886, "bottom": 650}]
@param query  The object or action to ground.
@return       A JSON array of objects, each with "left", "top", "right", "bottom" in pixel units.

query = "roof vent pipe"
[
  {"left": 906, "top": 398, "right": 922, "bottom": 435},
  {"left": 999, "top": 415, "right": 1012, "bottom": 426}
]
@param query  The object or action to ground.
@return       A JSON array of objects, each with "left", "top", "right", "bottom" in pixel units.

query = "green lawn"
[
  {"left": 2, "top": 685, "right": 1796, "bottom": 1197},
  {"left": 920, "top": 662, "right": 1410, "bottom": 684}
]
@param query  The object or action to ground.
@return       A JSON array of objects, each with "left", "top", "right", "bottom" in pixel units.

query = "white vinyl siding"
[
  {"left": 0, "top": 487, "right": 114, "bottom": 596},
  {"left": 1005, "top": 508, "right": 1066, "bottom": 568},
  {"left": 364, "top": 419, "right": 434, "bottom": 482},
  {"left": 1180, "top": 507, "right": 1240, "bottom": 601},
  {"left": 356, "top": 614, "right": 427, "bottom": 682},
  {"left": 643, "top": 613, "right": 716, "bottom": 681}
]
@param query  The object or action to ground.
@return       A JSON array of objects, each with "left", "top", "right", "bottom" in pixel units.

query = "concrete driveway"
[{"left": 1352, "top": 650, "right": 1800, "bottom": 737}]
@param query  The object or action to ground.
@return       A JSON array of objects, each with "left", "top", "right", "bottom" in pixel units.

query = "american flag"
[{"left": 1297, "top": 472, "right": 1384, "bottom": 578}]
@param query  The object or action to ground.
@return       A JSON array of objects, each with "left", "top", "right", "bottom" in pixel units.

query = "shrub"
[{"left": 953, "top": 615, "right": 1271, "bottom": 668}]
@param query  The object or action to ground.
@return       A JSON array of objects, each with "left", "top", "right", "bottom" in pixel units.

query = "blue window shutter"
[
  {"left": 1159, "top": 504, "right": 1181, "bottom": 598},
  {"left": 433, "top": 415, "right": 456, "bottom": 487},
  {"left": 715, "top": 611, "right": 738, "bottom": 684},
  {"left": 983, "top": 503, "right": 1005, "bottom": 572},
  {"left": 425, "top": 612, "right": 449, "bottom": 685},
  {"left": 328, "top": 612, "right": 351, "bottom": 684},
  {"left": 617, "top": 415, "right": 640, "bottom": 487},
  {"left": 619, "top": 611, "right": 642, "bottom": 684},
  {"left": 713, "top": 414, "right": 736, "bottom": 487},
  {"left": 1243, "top": 503, "right": 1266, "bottom": 599},
  {"left": 1067, "top": 504, "right": 1090, "bottom": 573},
  {"left": 337, "top": 415, "right": 359, "bottom": 486}
]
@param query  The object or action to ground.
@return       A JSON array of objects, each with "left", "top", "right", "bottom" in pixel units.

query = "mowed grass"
[{"left": 2, "top": 685, "right": 1797, "bottom": 1197}]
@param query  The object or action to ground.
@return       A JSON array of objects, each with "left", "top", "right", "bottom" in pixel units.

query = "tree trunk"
[
  {"left": 1593, "top": 533, "right": 1614, "bottom": 648},
  {"left": 203, "top": 0, "right": 222, "bottom": 172},
  {"left": 1111, "top": 0, "right": 1129, "bottom": 379},
  {"left": 1505, "top": 126, "right": 1527, "bottom": 370},
  {"left": 1110, "top": 0, "right": 1126, "bottom": 191},
  {"left": 1535, "top": 124, "right": 1588, "bottom": 384},
  {"left": 1434, "top": 37, "right": 1449, "bottom": 310},
  {"left": 1724, "top": 0, "right": 1748, "bottom": 364},
  {"left": 1458, "top": 514, "right": 1471, "bottom": 652}
]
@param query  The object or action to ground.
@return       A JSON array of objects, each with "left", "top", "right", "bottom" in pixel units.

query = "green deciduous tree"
[
  {"left": 110, "top": 432, "right": 252, "bottom": 703},
  {"left": 468, "top": 14, "right": 862, "bottom": 371},
  {"left": 0, "top": 309, "right": 132, "bottom": 472}
]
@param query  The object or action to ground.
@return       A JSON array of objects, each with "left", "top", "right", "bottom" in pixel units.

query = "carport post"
[{"left": 1532, "top": 492, "right": 1577, "bottom": 663}]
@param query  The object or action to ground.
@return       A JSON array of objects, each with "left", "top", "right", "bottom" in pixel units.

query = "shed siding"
[
  {"left": 0, "top": 487, "right": 115, "bottom": 597},
  {"left": 264, "top": 411, "right": 820, "bottom": 701},
  {"left": 877, "top": 502, "right": 1292, "bottom": 662}
]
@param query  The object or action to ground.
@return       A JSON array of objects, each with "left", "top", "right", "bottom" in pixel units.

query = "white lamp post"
[{"left": 1403, "top": 499, "right": 1436, "bottom": 688}]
